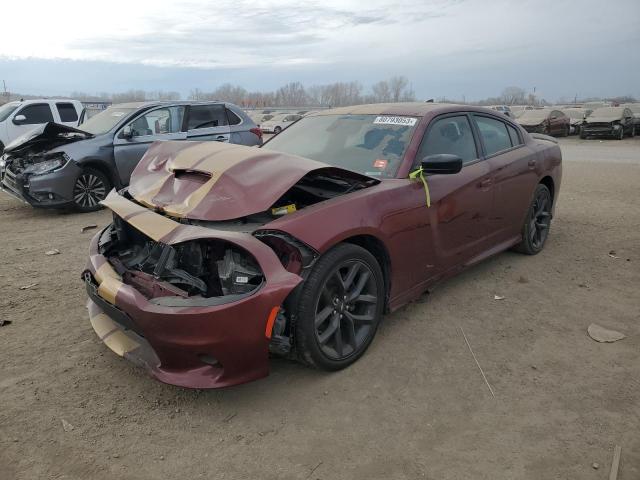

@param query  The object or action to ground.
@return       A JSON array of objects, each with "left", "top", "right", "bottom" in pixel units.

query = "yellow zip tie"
[{"left": 409, "top": 167, "right": 431, "bottom": 207}]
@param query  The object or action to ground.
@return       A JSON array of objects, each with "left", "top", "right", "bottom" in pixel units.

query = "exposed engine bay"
[
  {"left": 99, "top": 217, "right": 265, "bottom": 305},
  {"left": 270, "top": 171, "right": 374, "bottom": 211}
]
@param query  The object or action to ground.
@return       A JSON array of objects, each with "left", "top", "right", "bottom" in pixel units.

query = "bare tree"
[
  {"left": 500, "top": 86, "right": 527, "bottom": 105},
  {"left": 389, "top": 76, "right": 409, "bottom": 102},
  {"left": 371, "top": 80, "right": 392, "bottom": 103},
  {"left": 274, "top": 82, "right": 308, "bottom": 106}
]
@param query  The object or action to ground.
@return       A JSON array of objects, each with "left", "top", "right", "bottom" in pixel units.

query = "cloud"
[{"left": 0, "top": 0, "right": 638, "bottom": 99}]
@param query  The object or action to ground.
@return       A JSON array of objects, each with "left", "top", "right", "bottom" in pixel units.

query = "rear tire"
[
  {"left": 617, "top": 128, "right": 624, "bottom": 140},
  {"left": 72, "top": 167, "right": 111, "bottom": 212},
  {"left": 514, "top": 184, "right": 552, "bottom": 255},
  {"left": 294, "top": 243, "right": 384, "bottom": 371}
]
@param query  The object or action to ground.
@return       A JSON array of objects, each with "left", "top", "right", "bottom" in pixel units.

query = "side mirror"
[
  {"left": 421, "top": 154, "right": 463, "bottom": 175},
  {"left": 13, "top": 114, "right": 26, "bottom": 124},
  {"left": 121, "top": 125, "right": 133, "bottom": 139}
]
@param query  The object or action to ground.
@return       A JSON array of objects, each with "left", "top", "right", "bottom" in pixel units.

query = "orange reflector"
[{"left": 265, "top": 306, "right": 280, "bottom": 339}]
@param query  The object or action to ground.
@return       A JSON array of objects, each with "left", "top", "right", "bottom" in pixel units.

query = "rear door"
[
  {"left": 416, "top": 113, "right": 494, "bottom": 272},
  {"left": 55, "top": 102, "right": 80, "bottom": 127},
  {"left": 185, "top": 103, "right": 230, "bottom": 142},
  {"left": 474, "top": 114, "right": 539, "bottom": 242},
  {"left": 113, "top": 105, "right": 187, "bottom": 185},
  {"left": 8, "top": 103, "right": 55, "bottom": 140}
]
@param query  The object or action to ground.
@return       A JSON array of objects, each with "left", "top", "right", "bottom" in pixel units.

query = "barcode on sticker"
[{"left": 373, "top": 116, "right": 417, "bottom": 126}]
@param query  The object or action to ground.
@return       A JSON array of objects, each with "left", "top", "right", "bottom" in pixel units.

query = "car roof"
[
  {"left": 309, "top": 102, "right": 463, "bottom": 117},
  {"left": 110, "top": 100, "right": 229, "bottom": 109},
  {"left": 9, "top": 98, "right": 81, "bottom": 104}
]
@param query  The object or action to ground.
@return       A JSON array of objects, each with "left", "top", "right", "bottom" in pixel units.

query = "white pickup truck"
[{"left": 0, "top": 99, "right": 84, "bottom": 153}]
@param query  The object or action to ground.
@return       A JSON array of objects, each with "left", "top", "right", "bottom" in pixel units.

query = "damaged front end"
[
  {"left": 82, "top": 141, "right": 379, "bottom": 388},
  {"left": 83, "top": 190, "right": 307, "bottom": 388},
  {"left": 1, "top": 123, "right": 91, "bottom": 205}
]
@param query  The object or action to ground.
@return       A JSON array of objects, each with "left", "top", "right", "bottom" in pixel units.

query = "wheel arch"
[
  {"left": 539, "top": 175, "right": 555, "bottom": 204},
  {"left": 77, "top": 158, "right": 117, "bottom": 188},
  {"left": 341, "top": 234, "right": 392, "bottom": 312}
]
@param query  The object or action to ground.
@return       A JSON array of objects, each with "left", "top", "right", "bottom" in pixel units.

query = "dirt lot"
[{"left": 1, "top": 137, "right": 639, "bottom": 480}]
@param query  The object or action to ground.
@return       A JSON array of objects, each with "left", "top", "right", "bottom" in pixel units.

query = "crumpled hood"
[
  {"left": 4, "top": 122, "right": 93, "bottom": 154},
  {"left": 128, "top": 140, "right": 378, "bottom": 221}
]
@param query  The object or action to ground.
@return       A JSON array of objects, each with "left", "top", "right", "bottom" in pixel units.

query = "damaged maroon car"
[{"left": 83, "top": 103, "right": 562, "bottom": 388}]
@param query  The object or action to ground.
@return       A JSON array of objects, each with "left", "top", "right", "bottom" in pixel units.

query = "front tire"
[
  {"left": 617, "top": 128, "right": 624, "bottom": 140},
  {"left": 274, "top": 126, "right": 282, "bottom": 134},
  {"left": 72, "top": 167, "right": 111, "bottom": 212},
  {"left": 294, "top": 243, "right": 384, "bottom": 371},
  {"left": 514, "top": 184, "right": 552, "bottom": 255}
]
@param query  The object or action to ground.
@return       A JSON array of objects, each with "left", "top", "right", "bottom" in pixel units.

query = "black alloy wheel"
[
  {"left": 514, "top": 184, "right": 552, "bottom": 255},
  {"left": 72, "top": 168, "right": 110, "bottom": 212},
  {"left": 314, "top": 259, "right": 378, "bottom": 360},
  {"left": 294, "top": 243, "right": 384, "bottom": 370}
]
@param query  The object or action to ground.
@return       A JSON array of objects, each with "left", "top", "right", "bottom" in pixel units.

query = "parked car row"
[
  {"left": 246, "top": 109, "right": 316, "bottom": 133},
  {"left": 508, "top": 105, "right": 638, "bottom": 139},
  {"left": 0, "top": 100, "right": 262, "bottom": 211}
]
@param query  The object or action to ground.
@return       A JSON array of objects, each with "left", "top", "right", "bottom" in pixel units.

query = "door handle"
[
  {"left": 528, "top": 159, "right": 536, "bottom": 168},
  {"left": 480, "top": 179, "right": 492, "bottom": 188},
  {"left": 215, "top": 135, "right": 227, "bottom": 141}
]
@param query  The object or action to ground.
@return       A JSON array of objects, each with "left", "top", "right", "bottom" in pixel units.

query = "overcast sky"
[{"left": 1, "top": 0, "right": 639, "bottom": 100}]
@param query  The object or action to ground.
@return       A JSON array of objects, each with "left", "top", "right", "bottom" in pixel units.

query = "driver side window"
[
  {"left": 128, "top": 106, "right": 185, "bottom": 137},
  {"left": 417, "top": 115, "right": 478, "bottom": 165}
]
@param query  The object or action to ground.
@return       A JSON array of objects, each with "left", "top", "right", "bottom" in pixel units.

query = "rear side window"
[
  {"left": 188, "top": 105, "right": 228, "bottom": 130},
  {"left": 506, "top": 124, "right": 522, "bottom": 146},
  {"left": 417, "top": 115, "right": 478, "bottom": 165},
  {"left": 474, "top": 116, "right": 512, "bottom": 156},
  {"left": 15, "top": 104, "right": 54, "bottom": 124},
  {"left": 226, "top": 109, "right": 242, "bottom": 125},
  {"left": 56, "top": 103, "right": 78, "bottom": 122}
]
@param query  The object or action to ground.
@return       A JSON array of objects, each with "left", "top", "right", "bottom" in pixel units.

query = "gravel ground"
[{"left": 0, "top": 137, "right": 639, "bottom": 480}]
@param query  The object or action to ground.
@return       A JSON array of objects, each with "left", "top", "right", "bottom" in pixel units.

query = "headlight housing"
[{"left": 23, "top": 153, "right": 69, "bottom": 175}]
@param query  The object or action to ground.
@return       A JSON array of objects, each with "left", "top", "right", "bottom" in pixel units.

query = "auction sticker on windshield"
[{"left": 373, "top": 116, "right": 418, "bottom": 126}]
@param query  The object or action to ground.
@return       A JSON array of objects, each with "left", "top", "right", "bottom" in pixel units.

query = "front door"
[
  {"left": 415, "top": 114, "right": 494, "bottom": 274},
  {"left": 113, "top": 106, "right": 187, "bottom": 185}
]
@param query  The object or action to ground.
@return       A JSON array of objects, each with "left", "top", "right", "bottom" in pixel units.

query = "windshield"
[
  {"left": 0, "top": 102, "right": 19, "bottom": 122},
  {"left": 518, "top": 110, "right": 550, "bottom": 122},
  {"left": 79, "top": 106, "right": 138, "bottom": 135},
  {"left": 263, "top": 114, "right": 419, "bottom": 178},
  {"left": 590, "top": 107, "right": 624, "bottom": 119}
]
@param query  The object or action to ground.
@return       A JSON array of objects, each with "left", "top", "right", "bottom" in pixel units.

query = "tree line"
[
  {"left": 188, "top": 76, "right": 416, "bottom": 107},
  {"left": 1, "top": 82, "right": 636, "bottom": 107}
]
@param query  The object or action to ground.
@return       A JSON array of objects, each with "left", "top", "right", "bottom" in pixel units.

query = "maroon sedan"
[
  {"left": 83, "top": 103, "right": 562, "bottom": 388},
  {"left": 516, "top": 109, "right": 570, "bottom": 137}
]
